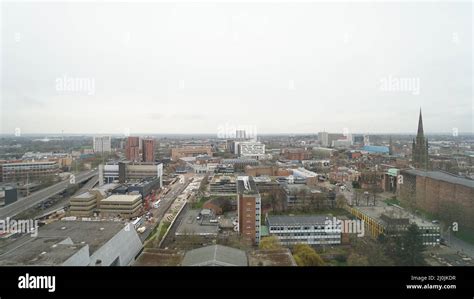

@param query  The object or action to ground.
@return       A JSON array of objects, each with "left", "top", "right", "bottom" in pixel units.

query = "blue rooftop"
[{"left": 361, "top": 146, "right": 389, "bottom": 154}]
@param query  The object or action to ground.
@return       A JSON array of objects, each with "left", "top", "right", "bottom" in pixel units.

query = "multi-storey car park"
[{"left": 1, "top": 161, "right": 59, "bottom": 183}]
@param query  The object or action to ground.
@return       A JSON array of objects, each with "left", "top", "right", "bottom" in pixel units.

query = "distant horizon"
[{"left": 1, "top": 132, "right": 473, "bottom": 138}]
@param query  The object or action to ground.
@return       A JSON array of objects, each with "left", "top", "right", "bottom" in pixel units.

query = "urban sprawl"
[{"left": 0, "top": 110, "right": 473, "bottom": 267}]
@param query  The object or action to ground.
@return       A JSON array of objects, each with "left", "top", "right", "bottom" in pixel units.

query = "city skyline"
[{"left": 1, "top": 0, "right": 474, "bottom": 292}]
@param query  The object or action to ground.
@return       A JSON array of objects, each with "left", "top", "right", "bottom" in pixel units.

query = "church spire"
[
  {"left": 413, "top": 108, "right": 430, "bottom": 170},
  {"left": 417, "top": 108, "right": 424, "bottom": 136}
]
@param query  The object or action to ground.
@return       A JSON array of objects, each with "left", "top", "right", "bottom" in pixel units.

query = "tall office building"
[
  {"left": 126, "top": 136, "right": 140, "bottom": 161},
  {"left": 318, "top": 132, "right": 329, "bottom": 147},
  {"left": 237, "top": 176, "right": 261, "bottom": 245},
  {"left": 93, "top": 136, "right": 111, "bottom": 153},
  {"left": 142, "top": 138, "right": 155, "bottom": 162},
  {"left": 318, "top": 132, "right": 345, "bottom": 148},
  {"left": 412, "top": 109, "right": 429, "bottom": 169}
]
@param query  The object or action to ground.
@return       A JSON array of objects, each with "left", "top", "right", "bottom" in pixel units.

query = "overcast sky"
[{"left": 1, "top": 1, "right": 472, "bottom": 135}]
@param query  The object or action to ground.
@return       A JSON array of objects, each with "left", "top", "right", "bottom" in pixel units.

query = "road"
[
  {"left": 74, "top": 175, "right": 99, "bottom": 196},
  {"left": 441, "top": 228, "right": 474, "bottom": 259},
  {"left": 0, "top": 169, "right": 98, "bottom": 220},
  {"left": 139, "top": 175, "right": 192, "bottom": 242},
  {"left": 32, "top": 175, "right": 100, "bottom": 220}
]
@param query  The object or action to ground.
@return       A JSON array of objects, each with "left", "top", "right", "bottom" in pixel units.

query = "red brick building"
[
  {"left": 237, "top": 177, "right": 261, "bottom": 245},
  {"left": 203, "top": 197, "right": 234, "bottom": 215},
  {"left": 142, "top": 139, "right": 155, "bottom": 162},
  {"left": 399, "top": 169, "right": 474, "bottom": 229},
  {"left": 244, "top": 166, "right": 291, "bottom": 177},
  {"left": 281, "top": 148, "right": 311, "bottom": 161},
  {"left": 171, "top": 146, "right": 212, "bottom": 161},
  {"left": 125, "top": 137, "right": 140, "bottom": 161}
]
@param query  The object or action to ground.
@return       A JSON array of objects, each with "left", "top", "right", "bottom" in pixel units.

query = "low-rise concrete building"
[
  {"left": 347, "top": 202, "right": 441, "bottom": 245},
  {"left": 266, "top": 215, "right": 342, "bottom": 246},
  {"left": 0, "top": 221, "right": 143, "bottom": 266},
  {"left": 99, "top": 194, "right": 143, "bottom": 218},
  {"left": 209, "top": 175, "right": 237, "bottom": 195},
  {"left": 1, "top": 160, "right": 60, "bottom": 183},
  {"left": 69, "top": 183, "right": 118, "bottom": 217},
  {"left": 69, "top": 192, "right": 97, "bottom": 217}
]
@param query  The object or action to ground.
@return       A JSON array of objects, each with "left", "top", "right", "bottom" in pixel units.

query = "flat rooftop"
[
  {"left": 222, "top": 158, "right": 258, "bottom": 164},
  {"left": 253, "top": 176, "right": 272, "bottom": 183},
  {"left": 101, "top": 194, "right": 142, "bottom": 203},
  {"left": 237, "top": 176, "right": 259, "bottom": 195},
  {"left": 0, "top": 237, "right": 87, "bottom": 266},
  {"left": 354, "top": 202, "right": 439, "bottom": 228},
  {"left": 284, "top": 184, "right": 322, "bottom": 193},
  {"left": 211, "top": 175, "right": 237, "bottom": 184},
  {"left": 134, "top": 248, "right": 183, "bottom": 266},
  {"left": 267, "top": 215, "right": 330, "bottom": 227},
  {"left": 175, "top": 210, "right": 219, "bottom": 236},
  {"left": 73, "top": 191, "right": 95, "bottom": 199},
  {"left": 0, "top": 221, "right": 127, "bottom": 264},
  {"left": 248, "top": 249, "right": 297, "bottom": 266},
  {"left": 403, "top": 169, "right": 474, "bottom": 189}
]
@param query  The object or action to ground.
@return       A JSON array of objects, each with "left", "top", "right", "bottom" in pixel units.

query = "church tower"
[{"left": 412, "top": 109, "right": 429, "bottom": 169}]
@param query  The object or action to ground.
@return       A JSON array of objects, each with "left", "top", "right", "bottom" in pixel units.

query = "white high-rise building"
[
  {"left": 93, "top": 136, "right": 112, "bottom": 153},
  {"left": 363, "top": 135, "right": 370, "bottom": 146},
  {"left": 238, "top": 142, "right": 265, "bottom": 160},
  {"left": 318, "top": 132, "right": 329, "bottom": 147}
]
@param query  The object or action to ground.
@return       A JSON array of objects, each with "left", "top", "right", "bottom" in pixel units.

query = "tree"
[
  {"left": 259, "top": 236, "right": 283, "bottom": 250},
  {"left": 309, "top": 192, "right": 326, "bottom": 210},
  {"left": 352, "top": 181, "right": 361, "bottom": 189},
  {"left": 269, "top": 185, "right": 286, "bottom": 212},
  {"left": 292, "top": 244, "right": 325, "bottom": 266},
  {"left": 350, "top": 236, "right": 394, "bottom": 266},
  {"left": 336, "top": 194, "right": 347, "bottom": 209},
  {"left": 397, "top": 224, "right": 426, "bottom": 266},
  {"left": 198, "top": 174, "right": 209, "bottom": 196},
  {"left": 380, "top": 224, "right": 426, "bottom": 266}
]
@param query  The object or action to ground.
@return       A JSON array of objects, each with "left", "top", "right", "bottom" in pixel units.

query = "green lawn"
[
  {"left": 383, "top": 197, "right": 401, "bottom": 206},
  {"left": 158, "top": 221, "right": 171, "bottom": 240}
]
